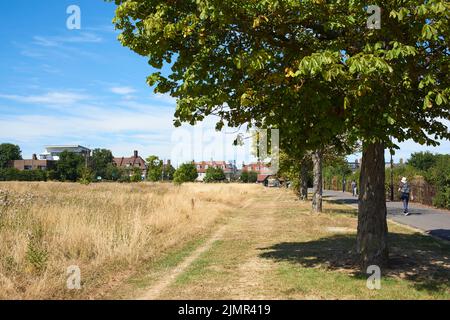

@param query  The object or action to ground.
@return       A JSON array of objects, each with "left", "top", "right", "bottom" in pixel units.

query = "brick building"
[
  {"left": 241, "top": 161, "right": 274, "bottom": 183},
  {"left": 12, "top": 154, "right": 56, "bottom": 171},
  {"left": 113, "top": 150, "right": 147, "bottom": 177}
]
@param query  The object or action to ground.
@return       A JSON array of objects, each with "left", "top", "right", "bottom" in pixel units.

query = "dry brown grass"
[{"left": 0, "top": 181, "right": 260, "bottom": 299}]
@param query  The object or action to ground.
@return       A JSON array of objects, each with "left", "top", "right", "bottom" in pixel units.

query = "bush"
[
  {"left": 118, "top": 173, "right": 131, "bottom": 183},
  {"left": 130, "top": 167, "right": 143, "bottom": 182},
  {"left": 248, "top": 171, "right": 258, "bottom": 183},
  {"left": 79, "top": 167, "right": 94, "bottom": 185},
  {"left": 433, "top": 187, "right": 450, "bottom": 209},
  {"left": 173, "top": 163, "right": 198, "bottom": 184},
  {"left": 241, "top": 170, "right": 258, "bottom": 183},
  {"left": 204, "top": 167, "right": 225, "bottom": 183},
  {"left": 240, "top": 171, "right": 249, "bottom": 183},
  {"left": 424, "top": 154, "right": 450, "bottom": 187},
  {"left": 0, "top": 168, "right": 48, "bottom": 181}
]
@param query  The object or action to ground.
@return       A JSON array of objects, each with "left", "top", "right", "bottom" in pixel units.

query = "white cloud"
[
  {"left": 33, "top": 33, "right": 102, "bottom": 47},
  {"left": 153, "top": 93, "right": 176, "bottom": 104},
  {"left": 110, "top": 86, "right": 137, "bottom": 95},
  {"left": 0, "top": 105, "right": 256, "bottom": 165},
  {"left": 84, "top": 25, "right": 117, "bottom": 34},
  {"left": 0, "top": 91, "right": 89, "bottom": 106}
]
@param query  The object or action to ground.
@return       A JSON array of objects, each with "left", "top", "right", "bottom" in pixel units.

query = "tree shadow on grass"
[
  {"left": 323, "top": 207, "right": 358, "bottom": 216},
  {"left": 326, "top": 198, "right": 359, "bottom": 206},
  {"left": 259, "top": 232, "right": 450, "bottom": 294}
]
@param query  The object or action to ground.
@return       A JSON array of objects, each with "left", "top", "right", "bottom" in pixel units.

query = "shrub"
[
  {"left": 240, "top": 171, "right": 249, "bottom": 183},
  {"left": 130, "top": 167, "right": 143, "bottom": 182},
  {"left": 204, "top": 167, "right": 225, "bottom": 183},
  {"left": 118, "top": 173, "right": 131, "bottom": 183},
  {"left": 0, "top": 168, "right": 48, "bottom": 181},
  {"left": 79, "top": 167, "right": 94, "bottom": 185},
  {"left": 173, "top": 163, "right": 198, "bottom": 184},
  {"left": 433, "top": 187, "right": 450, "bottom": 209},
  {"left": 105, "top": 164, "right": 122, "bottom": 181},
  {"left": 240, "top": 171, "right": 258, "bottom": 183},
  {"left": 247, "top": 171, "right": 258, "bottom": 183}
]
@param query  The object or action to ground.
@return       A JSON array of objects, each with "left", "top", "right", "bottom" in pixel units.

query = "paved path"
[{"left": 323, "top": 190, "right": 450, "bottom": 241}]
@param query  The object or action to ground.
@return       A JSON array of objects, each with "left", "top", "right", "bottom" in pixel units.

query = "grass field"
[
  {"left": 0, "top": 182, "right": 449, "bottom": 300},
  {"left": 0, "top": 182, "right": 256, "bottom": 299}
]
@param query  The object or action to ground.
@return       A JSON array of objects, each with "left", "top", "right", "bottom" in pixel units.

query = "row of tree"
[
  {"left": 0, "top": 143, "right": 261, "bottom": 185},
  {"left": 113, "top": 0, "right": 449, "bottom": 269},
  {"left": 0, "top": 145, "right": 145, "bottom": 183}
]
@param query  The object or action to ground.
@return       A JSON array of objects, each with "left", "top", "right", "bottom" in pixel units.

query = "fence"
[{"left": 325, "top": 175, "right": 436, "bottom": 206}]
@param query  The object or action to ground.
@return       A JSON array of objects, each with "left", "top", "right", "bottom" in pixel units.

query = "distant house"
[
  {"left": 242, "top": 161, "right": 274, "bottom": 183},
  {"left": 242, "top": 161, "right": 273, "bottom": 175},
  {"left": 113, "top": 150, "right": 147, "bottom": 177},
  {"left": 257, "top": 174, "right": 272, "bottom": 184},
  {"left": 39, "top": 145, "right": 91, "bottom": 161},
  {"left": 12, "top": 154, "right": 56, "bottom": 171},
  {"left": 194, "top": 161, "right": 237, "bottom": 182}
]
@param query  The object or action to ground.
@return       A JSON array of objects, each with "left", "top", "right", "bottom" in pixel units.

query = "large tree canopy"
[
  {"left": 113, "top": 0, "right": 448, "bottom": 145},
  {"left": 113, "top": 0, "right": 449, "bottom": 268}
]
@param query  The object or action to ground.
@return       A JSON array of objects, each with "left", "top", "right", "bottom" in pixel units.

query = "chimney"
[
  {"left": 134, "top": 150, "right": 138, "bottom": 158},
  {"left": 167, "top": 159, "right": 171, "bottom": 166},
  {"left": 32, "top": 154, "right": 37, "bottom": 160}
]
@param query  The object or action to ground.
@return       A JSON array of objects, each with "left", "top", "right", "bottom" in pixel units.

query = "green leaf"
[{"left": 435, "top": 93, "right": 443, "bottom": 106}]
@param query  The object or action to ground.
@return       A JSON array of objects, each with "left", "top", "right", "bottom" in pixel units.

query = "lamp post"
[{"left": 390, "top": 151, "right": 394, "bottom": 202}]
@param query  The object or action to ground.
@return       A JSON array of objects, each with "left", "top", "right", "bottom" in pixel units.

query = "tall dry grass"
[{"left": 0, "top": 182, "right": 260, "bottom": 299}]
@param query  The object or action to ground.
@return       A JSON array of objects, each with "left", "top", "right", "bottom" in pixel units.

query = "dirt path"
[
  {"left": 136, "top": 189, "right": 285, "bottom": 300},
  {"left": 138, "top": 225, "right": 227, "bottom": 300},
  {"left": 130, "top": 188, "right": 450, "bottom": 300}
]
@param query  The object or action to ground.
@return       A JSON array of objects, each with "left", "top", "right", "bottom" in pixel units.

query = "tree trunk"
[
  {"left": 299, "top": 159, "right": 308, "bottom": 200},
  {"left": 357, "top": 141, "right": 389, "bottom": 270},
  {"left": 312, "top": 149, "right": 323, "bottom": 212}
]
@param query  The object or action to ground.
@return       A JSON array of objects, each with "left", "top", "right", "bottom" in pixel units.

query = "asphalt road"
[{"left": 323, "top": 189, "right": 450, "bottom": 241}]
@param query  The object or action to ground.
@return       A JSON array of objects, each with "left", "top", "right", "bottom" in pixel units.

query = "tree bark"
[
  {"left": 357, "top": 141, "right": 389, "bottom": 270},
  {"left": 311, "top": 149, "right": 323, "bottom": 212},
  {"left": 299, "top": 159, "right": 308, "bottom": 200}
]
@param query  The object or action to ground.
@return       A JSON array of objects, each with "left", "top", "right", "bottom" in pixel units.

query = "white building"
[{"left": 39, "top": 145, "right": 91, "bottom": 161}]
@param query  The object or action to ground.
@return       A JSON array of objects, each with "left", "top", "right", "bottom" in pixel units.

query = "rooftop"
[{"left": 44, "top": 145, "right": 90, "bottom": 150}]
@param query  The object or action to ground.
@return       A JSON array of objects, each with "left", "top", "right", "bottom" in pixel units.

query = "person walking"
[
  {"left": 398, "top": 177, "right": 411, "bottom": 216},
  {"left": 351, "top": 180, "right": 357, "bottom": 197}
]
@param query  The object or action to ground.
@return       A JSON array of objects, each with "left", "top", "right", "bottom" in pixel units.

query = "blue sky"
[{"left": 0, "top": 1, "right": 448, "bottom": 166}]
